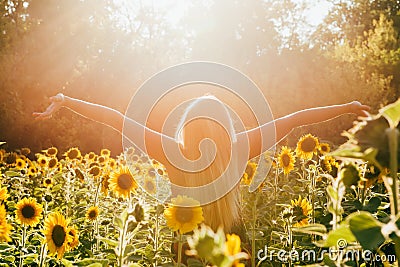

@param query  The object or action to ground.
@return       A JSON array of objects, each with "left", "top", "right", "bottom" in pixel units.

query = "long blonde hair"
[{"left": 168, "top": 95, "right": 241, "bottom": 232}]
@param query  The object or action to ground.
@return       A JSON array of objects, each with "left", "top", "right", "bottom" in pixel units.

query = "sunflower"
[
  {"left": 97, "top": 156, "right": 107, "bottom": 166},
  {"left": 37, "top": 156, "right": 48, "bottom": 168},
  {"left": 66, "top": 226, "right": 79, "bottom": 249},
  {"left": 277, "top": 146, "right": 296, "bottom": 175},
  {"left": 48, "top": 158, "right": 58, "bottom": 169},
  {"left": 0, "top": 185, "right": 9, "bottom": 202},
  {"left": 108, "top": 158, "right": 117, "bottom": 170},
  {"left": 340, "top": 163, "right": 361, "bottom": 187},
  {"left": 241, "top": 161, "right": 257, "bottom": 185},
  {"left": 318, "top": 143, "right": 331, "bottom": 154},
  {"left": 109, "top": 166, "right": 138, "bottom": 199},
  {"left": 164, "top": 195, "right": 204, "bottom": 234},
  {"left": 0, "top": 205, "right": 12, "bottom": 242},
  {"left": 100, "top": 148, "right": 111, "bottom": 158},
  {"left": 89, "top": 166, "right": 101, "bottom": 178},
  {"left": 5, "top": 152, "right": 17, "bottom": 166},
  {"left": 64, "top": 147, "right": 81, "bottom": 161},
  {"left": 290, "top": 195, "right": 312, "bottom": 227},
  {"left": 86, "top": 206, "right": 100, "bottom": 221},
  {"left": 143, "top": 176, "right": 157, "bottom": 195},
  {"left": 295, "top": 134, "right": 320, "bottom": 160},
  {"left": 85, "top": 152, "right": 96, "bottom": 161},
  {"left": 27, "top": 164, "right": 38, "bottom": 178},
  {"left": 15, "top": 197, "right": 43, "bottom": 227},
  {"left": 44, "top": 212, "right": 71, "bottom": 259},
  {"left": 20, "top": 147, "right": 31, "bottom": 156},
  {"left": 225, "top": 234, "right": 246, "bottom": 267},
  {"left": 15, "top": 158, "right": 26, "bottom": 170},
  {"left": 43, "top": 147, "right": 58, "bottom": 157},
  {"left": 74, "top": 168, "right": 85, "bottom": 182},
  {"left": 101, "top": 175, "right": 110, "bottom": 195},
  {"left": 43, "top": 177, "right": 53, "bottom": 188}
]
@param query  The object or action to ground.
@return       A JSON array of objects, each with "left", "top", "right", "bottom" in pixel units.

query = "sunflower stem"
[
  {"left": 38, "top": 200, "right": 49, "bottom": 267},
  {"left": 387, "top": 128, "right": 399, "bottom": 216},
  {"left": 251, "top": 192, "right": 259, "bottom": 267},
  {"left": 38, "top": 243, "right": 47, "bottom": 267},
  {"left": 19, "top": 225, "right": 26, "bottom": 267},
  {"left": 176, "top": 232, "right": 183, "bottom": 267},
  {"left": 94, "top": 178, "right": 102, "bottom": 206},
  {"left": 118, "top": 210, "right": 128, "bottom": 267},
  {"left": 154, "top": 204, "right": 160, "bottom": 267}
]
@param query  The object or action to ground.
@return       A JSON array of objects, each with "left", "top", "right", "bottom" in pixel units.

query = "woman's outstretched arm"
[
  {"left": 238, "top": 101, "right": 371, "bottom": 160},
  {"left": 33, "top": 93, "right": 174, "bottom": 165}
]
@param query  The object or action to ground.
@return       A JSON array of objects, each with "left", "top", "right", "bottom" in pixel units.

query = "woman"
[{"left": 33, "top": 92, "right": 370, "bottom": 232}]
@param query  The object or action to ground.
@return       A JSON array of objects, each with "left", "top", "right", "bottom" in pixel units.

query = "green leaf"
[
  {"left": 113, "top": 217, "right": 123, "bottom": 230},
  {"left": 97, "top": 237, "right": 118, "bottom": 248},
  {"left": 4, "top": 171, "right": 20, "bottom": 177},
  {"left": 186, "top": 258, "right": 204, "bottom": 267},
  {"left": 51, "top": 183, "right": 63, "bottom": 192},
  {"left": 320, "top": 223, "right": 356, "bottom": 247},
  {"left": 323, "top": 254, "right": 338, "bottom": 267},
  {"left": 379, "top": 98, "right": 400, "bottom": 128},
  {"left": 326, "top": 185, "right": 338, "bottom": 201},
  {"left": 292, "top": 223, "right": 327, "bottom": 236},
  {"left": 362, "top": 196, "right": 381, "bottom": 213},
  {"left": 348, "top": 211, "right": 385, "bottom": 250}
]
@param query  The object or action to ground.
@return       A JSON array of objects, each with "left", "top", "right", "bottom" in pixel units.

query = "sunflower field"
[{"left": 1, "top": 99, "right": 400, "bottom": 267}]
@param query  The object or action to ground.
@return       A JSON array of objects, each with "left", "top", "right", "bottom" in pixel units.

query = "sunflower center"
[
  {"left": 52, "top": 225, "right": 66, "bottom": 247},
  {"left": 48, "top": 159, "right": 57, "bottom": 168},
  {"left": 89, "top": 210, "right": 97, "bottom": 219},
  {"left": 21, "top": 205, "right": 35, "bottom": 219},
  {"left": 68, "top": 150, "right": 78, "bottom": 159},
  {"left": 175, "top": 207, "right": 193, "bottom": 223},
  {"left": 45, "top": 179, "right": 52, "bottom": 185},
  {"left": 282, "top": 154, "right": 290, "bottom": 167},
  {"left": 48, "top": 148, "right": 57, "bottom": 156},
  {"left": 292, "top": 206, "right": 304, "bottom": 218},
  {"left": 117, "top": 174, "right": 134, "bottom": 190},
  {"left": 301, "top": 138, "right": 316, "bottom": 152}
]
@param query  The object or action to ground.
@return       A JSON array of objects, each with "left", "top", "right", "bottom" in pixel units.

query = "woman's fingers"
[{"left": 33, "top": 99, "right": 61, "bottom": 120}]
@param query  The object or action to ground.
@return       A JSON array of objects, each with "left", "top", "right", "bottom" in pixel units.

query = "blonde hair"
[{"left": 171, "top": 95, "right": 241, "bottom": 232}]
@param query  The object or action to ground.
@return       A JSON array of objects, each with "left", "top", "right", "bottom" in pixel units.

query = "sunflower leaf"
[
  {"left": 292, "top": 223, "right": 327, "bottom": 236},
  {"left": 51, "top": 183, "right": 63, "bottom": 192},
  {"left": 379, "top": 98, "right": 400, "bottom": 128},
  {"left": 97, "top": 237, "right": 118, "bottom": 248},
  {"left": 347, "top": 211, "right": 385, "bottom": 250},
  {"left": 318, "top": 222, "right": 356, "bottom": 247},
  {"left": 4, "top": 171, "right": 20, "bottom": 177},
  {"left": 113, "top": 217, "right": 123, "bottom": 230}
]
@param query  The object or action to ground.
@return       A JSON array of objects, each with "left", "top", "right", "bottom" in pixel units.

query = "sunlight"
[
  {"left": 304, "top": 0, "right": 332, "bottom": 25},
  {"left": 111, "top": 0, "right": 187, "bottom": 31}
]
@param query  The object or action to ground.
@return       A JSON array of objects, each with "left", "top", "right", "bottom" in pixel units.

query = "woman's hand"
[
  {"left": 32, "top": 93, "right": 65, "bottom": 120},
  {"left": 349, "top": 101, "right": 371, "bottom": 117}
]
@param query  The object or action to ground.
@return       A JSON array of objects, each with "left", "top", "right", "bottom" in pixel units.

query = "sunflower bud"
[
  {"left": 128, "top": 203, "right": 145, "bottom": 223},
  {"left": 340, "top": 163, "right": 360, "bottom": 187}
]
